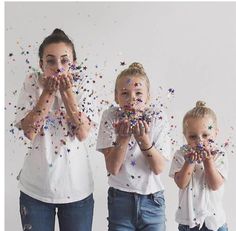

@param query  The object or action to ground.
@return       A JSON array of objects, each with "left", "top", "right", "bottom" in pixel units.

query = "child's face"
[
  {"left": 115, "top": 75, "right": 149, "bottom": 112},
  {"left": 184, "top": 116, "right": 217, "bottom": 148},
  {"left": 40, "top": 42, "right": 74, "bottom": 77}
]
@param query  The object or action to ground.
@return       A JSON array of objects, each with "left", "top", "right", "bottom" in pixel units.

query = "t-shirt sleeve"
[
  {"left": 96, "top": 109, "right": 116, "bottom": 153},
  {"left": 14, "top": 74, "right": 38, "bottom": 129},
  {"left": 152, "top": 111, "right": 172, "bottom": 160},
  {"left": 73, "top": 73, "right": 100, "bottom": 127},
  {"left": 214, "top": 150, "right": 228, "bottom": 181},
  {"left": 169, "top": 150, "right": 185, "bottom": 178}
]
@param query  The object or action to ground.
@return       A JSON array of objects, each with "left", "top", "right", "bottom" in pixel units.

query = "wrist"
[
  {"left": 43, "top": 88, "right": 56, "bottom": 96},
  {"left": 60, "top": 87, "right": 73, "bottom": 94},
  {"left": 116, "top": 135, "right": 130, "bottom": 143},
  {"left": 138, "top": 139, "right": 152, "bottom": 150},
  {"left": 203, "top": 157, "right": 214, "bottom": 165},
  {"left": 140, "top": 142, "right": 155, "bottom": 152}
]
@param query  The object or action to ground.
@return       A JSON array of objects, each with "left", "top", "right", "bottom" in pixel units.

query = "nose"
[
  {"left": 55, "top": 61, "right": 63, "bottom": 72},
  {"left": 130, "top": 93, "right": 136, "bottom": 101},
  {"left": 197, "top": 136, "right": 204, "bottom": 144}
]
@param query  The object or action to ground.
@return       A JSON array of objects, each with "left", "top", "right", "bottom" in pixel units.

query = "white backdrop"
[{"left": 5, "top": 2, "right": 236, "bottom": 231}]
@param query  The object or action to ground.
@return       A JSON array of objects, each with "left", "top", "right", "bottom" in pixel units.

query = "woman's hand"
[
  {"left": 42, "top": 75, "right": 60, "bottom": 93},
  {"left": 59, "top": 73, "right": 73, "bottom": 92}
]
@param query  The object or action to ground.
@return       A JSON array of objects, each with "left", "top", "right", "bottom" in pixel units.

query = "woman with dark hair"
[{"left": 14, "top": 28, "right": 98, "bottom": 231}]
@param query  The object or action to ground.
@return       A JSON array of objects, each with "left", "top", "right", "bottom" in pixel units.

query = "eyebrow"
[
  {"left": 120, "top": 88, "right": 143, "bottom": 91},
  {"left": 46, "top": 54, "right": 69, "bottom": 58}
]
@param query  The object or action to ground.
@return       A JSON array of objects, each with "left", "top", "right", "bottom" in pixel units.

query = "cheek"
[
  {"left": 188, "top": 140, "right": 195, "bottom": 146},
  {"left": 43, "top": 67, "right": 55, "bottom": 76},
  {"left": 186, "top": 138, "right": 197, "bottom": 147}
]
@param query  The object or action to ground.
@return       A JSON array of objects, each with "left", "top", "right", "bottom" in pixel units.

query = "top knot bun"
[
  {"left": 51, "top": 28, "right": 68, "bottom": 38},
  {"left": 129, "top": 62, "right": 145, "bottom": 71},
  {"left": 196, "top": 100, "right": 206, "bottom": 108}
]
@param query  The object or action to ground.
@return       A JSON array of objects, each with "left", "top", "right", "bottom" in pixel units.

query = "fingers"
[
  {"left": 45, "top": 76, "right": 59, "bottom": 92},
  {"left": 113, "top": 120, "right": 131, "bottom": 137},
  {"left": 143, "top": 120, "right": 150, "bottom": 134},
  {"left": 59, "top": 73, "right": 73, "bottom": 91},
  {"left": 133, "top": 121, "right": 140, "bottom": 136},
  {"left": 133, "top": 120, "right": 150, "bottom": 137},
  {"left": 184, "top": 142, "right": 216, "bottom": 164}
]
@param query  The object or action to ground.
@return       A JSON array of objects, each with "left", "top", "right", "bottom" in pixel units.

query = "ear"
[
  {"left": 215, "top": 128, "right": 219, "bottom": 137},
  {"left": 39, "top": 59, "right": 43, "bottom": 71},
  {"left": 115, "top": 90, "right": 119, "bottom": 104}
]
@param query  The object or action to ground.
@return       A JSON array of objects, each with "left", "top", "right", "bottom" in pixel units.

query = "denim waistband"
[{"left": 108, "top": 187, "right": 164, "bottom": 200}]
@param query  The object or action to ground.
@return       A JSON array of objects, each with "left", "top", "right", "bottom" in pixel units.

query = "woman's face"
[{"left": 40, "top": 42, "right": 74, "bottom": 77}]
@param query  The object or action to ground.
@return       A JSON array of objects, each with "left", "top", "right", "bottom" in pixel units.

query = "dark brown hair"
[{"left": 38, "top": 28, "right": 77, "bottom": 61}]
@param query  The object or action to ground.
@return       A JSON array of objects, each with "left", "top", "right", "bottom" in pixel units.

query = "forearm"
[
  {"left": 21, "top": 89, "right": 55, "bottom": 140},
  {"left": 204, "top": 159, "right": 224, "bottom": 190},
  {"left": 60, "top": 89, "right": 91, "bottom": 141},
  {"left": 141, "top": 145, "right": 166, "bottom": 175},
  {"left": 137, "top": 138, "right": 165, "bottom": 175},
  {"left": 174, "top": 162, "right": 195, "bottom": 189},
  {"left": 105, "top": 137, "right": 130, "bottom": 175}
]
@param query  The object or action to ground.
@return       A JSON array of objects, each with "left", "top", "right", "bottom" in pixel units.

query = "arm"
[
  {"left": 103, "top": 136, "right": 130, "bottom": 175},
  {"left": 140, "top": 144, "right": 166, "bottom": 175},
  {"left": 174, "top": 161, "right": 195, "bottom": 189},
  {"left": 203, "top": 157, "right": 224, "bottom": 191},
  {"left": 21, "top": 77, "right": 58, "bottom": 141},
  {"left": 102, "top": 120, "right": 131, "bottom": 175},
  {"left": 59, "top": 74, "right": 92, "bottom": 141},
  {"left": 133, "top": 120, "right": 166, "bottom": 175}
]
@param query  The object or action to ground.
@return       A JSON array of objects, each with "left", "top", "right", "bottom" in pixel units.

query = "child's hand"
[
  {"left": 113, "top": 119, "right": 132, "bottom": 140},
  {"left": 202, "top": 141, "right": 217, "bottom": 161},
  {"left": 59, "top": 73, "right": 73, "bottom": 91},
  {"left": 43, "top": 75, "right": 60, "bottom": 93},
  {"left": 184, "top": 149, "right": 198, "bottom": 164},
  {"left": 132, "top": 120, "right": 151, "bottom": 145}
]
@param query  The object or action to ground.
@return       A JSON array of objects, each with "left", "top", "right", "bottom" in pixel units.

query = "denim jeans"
[
  {"left": 19, "top": 191, "right": 94, "bottom": 231},
  {"left": 178, "top": 223, "right": 228, "bottom": 231},
  {"left": 107, "top": 187, "right": 166, "bottom": 231}
]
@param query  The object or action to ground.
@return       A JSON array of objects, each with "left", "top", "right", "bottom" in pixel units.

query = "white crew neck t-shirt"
[
  {"left": 96, "top": 106, "right": 171, "bottom": 195},
  {"left": 169, "top": 147, "right": 228, "bottom": 230},
  {"left": 14, "top": 71, "right": 99, "bottom": 203}
]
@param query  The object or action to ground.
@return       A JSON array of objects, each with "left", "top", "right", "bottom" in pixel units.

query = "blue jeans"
[
  {"left": 19, "top": 191, "right": 94, "bottom": 231},
  {"left": 107, "top": 187, "right": 166, "bottom": 231},
  {"left": 178, "top": 223, "right": 228, "bottom": 231}
]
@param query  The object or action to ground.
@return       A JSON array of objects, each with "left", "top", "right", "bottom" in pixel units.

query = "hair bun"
[
  {"left": 52, "top": 28, "right": 67, "bottom": 38},
  {"left": 196, "top": 100, "right": 206, "bottom": 108},
  {"left": 129, "top": 62, "right": 145, "bottom": 71}
]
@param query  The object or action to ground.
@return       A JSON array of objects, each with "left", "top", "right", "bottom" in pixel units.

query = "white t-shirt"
[
  {"left": 169, "top": 148, "right": 228, "bottom": 230},
  {"left": 96, "top": 106, "right": 171, "bottom": 195},
  {"left": 14, "top": 71, "right": 99, "bottom": 203}
]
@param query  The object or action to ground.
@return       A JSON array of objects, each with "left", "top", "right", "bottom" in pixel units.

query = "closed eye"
[
  {"left": 46, "top": 59, "right": 56, "bottom": 65},
  {"left": 189, "top": 135, "right": 197, "bottom": 140},
  {"left": 61, "top": 58, "right": 70, "bottom": 65}
]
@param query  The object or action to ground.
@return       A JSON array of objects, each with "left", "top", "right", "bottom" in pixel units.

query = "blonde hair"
[
  {"left": 183, "top": 100, "right": 217, "bottom": 134},
  {"left": 114, "top": 62, "right": 150, "bottom": 103}
]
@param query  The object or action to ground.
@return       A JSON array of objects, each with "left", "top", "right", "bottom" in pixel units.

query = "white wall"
[{"left": 5, "top": 2, "right": 236, "bottom": 230}]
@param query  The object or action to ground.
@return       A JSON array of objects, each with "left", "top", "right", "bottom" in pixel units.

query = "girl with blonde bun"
[
  {"left": 97, "top": 62, "right": 171, "bottom": 231},
  {"left": 169, "top": 101, "right": 228, "bottom": 231}
]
